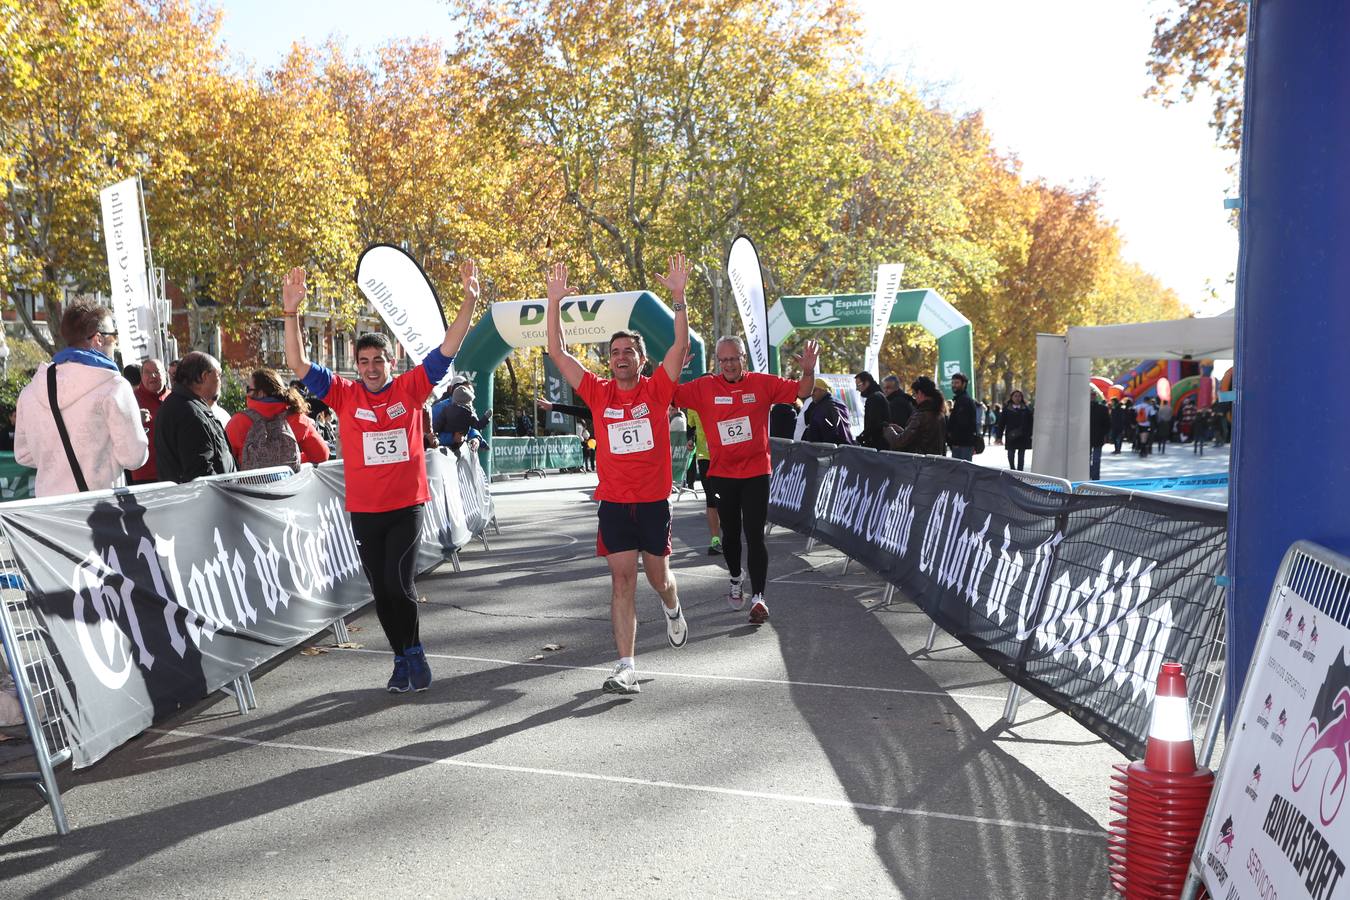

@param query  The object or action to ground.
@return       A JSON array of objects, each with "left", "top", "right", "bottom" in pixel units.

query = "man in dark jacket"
[
  {"left": 886, "top": 376, "right": 946, "bottom": 455},
  {"left": 769, "top": 401, "right": 799, "bottom": 439},
  {"left": 802, "top": 380, "right": 855, "bottom": 445},
  {"left": 946, "top": 372, "right": 979, "bottom": 461},
  {"left": 854, "top": 370, "right": 890, "bottom": 450},
  {"left": 1089, "top": 395, "right": 1111, "bottom": 480},
  {"left": 1109, "top": 398, "right": 1129, "bottom": 454},
  {"left": 881, "top": 374, "right": 914, "bottom": 428},
  {"left": 155, "top": 351, "right": 237, "bottom": 483}
]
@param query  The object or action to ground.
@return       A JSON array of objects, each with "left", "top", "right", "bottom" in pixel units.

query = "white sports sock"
[
  {"left": 751, "top": 593, "right": 765, "bottom": 606},
  {"left": 665, "top": 602, "right": 681, "bottom": 619},
  {"left": 619, "top": 656, "right": 635, "bottom": 669}
]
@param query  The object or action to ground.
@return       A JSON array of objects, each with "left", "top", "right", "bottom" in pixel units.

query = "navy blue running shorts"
[{"left": 596, "top": 499, "right": 672, "bottom": 557}]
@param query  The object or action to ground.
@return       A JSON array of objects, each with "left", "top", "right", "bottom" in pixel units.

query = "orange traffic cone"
[
  {"left": 1107, "top": 661, "right": 1214, "bottom": 899},
  {"left": 1143, "top": 662, "right": 1198, "bottom": 774}
]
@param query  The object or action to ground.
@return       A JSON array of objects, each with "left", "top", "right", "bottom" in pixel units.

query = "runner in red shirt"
[
  {"left": 673, "top": 336, "right": 818, "bottom": 623},
  {"left": 546, "top": 256, "right": 690, "bottom": 695},
  {"left": 282, "top": 261, "right": 480, "bottom": 694}
]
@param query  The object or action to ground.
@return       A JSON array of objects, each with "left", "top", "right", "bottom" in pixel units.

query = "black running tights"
[
  {"left": 707, "top": 474, "right": 771, "bottom": 595},
  {"left": 350, "top": 504, "right": 425, "bottom": 655}
]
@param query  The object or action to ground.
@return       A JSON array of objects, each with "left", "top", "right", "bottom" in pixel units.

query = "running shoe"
[
  {"left": 406, "top": 644, "right": 432, "bottom": 692},
  {"left": 666, "top": 605, "right": 688, "bottom": 649},
  {"left": 728, "top": 575, "right": 744, "bottom": 610},
  {"left": 748, "top": 595, "right": 770, "bottom": 625},
  {"left": 708, "top": 536, "right": 723, "bottom": 555},
  {"left": 386, "top": 655, "right": 412, "bottom": 693},
  {"left": 602, "top": 662, "right": 640, "bottom": 694}
]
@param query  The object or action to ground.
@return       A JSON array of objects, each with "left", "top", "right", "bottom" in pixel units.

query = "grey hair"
[{"left": 715, "top": 336, "right": 746, "bottom": 355}]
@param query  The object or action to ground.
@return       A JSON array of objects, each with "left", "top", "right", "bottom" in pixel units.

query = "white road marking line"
[
  {"left": 336, "top": 647, "right": 1042, "bottom": 704},
  {"left": 147, "top": 727, "right": 1099, "bottom": 838}
]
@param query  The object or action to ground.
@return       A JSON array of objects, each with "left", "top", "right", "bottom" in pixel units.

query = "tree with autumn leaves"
[{"left": 3, "top": 0, "right": 1194, "bottom": 397}]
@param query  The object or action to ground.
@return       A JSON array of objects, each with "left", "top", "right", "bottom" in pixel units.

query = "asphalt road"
[{"left": 0, "top": 475, "right": 1121, "bottom": 898}]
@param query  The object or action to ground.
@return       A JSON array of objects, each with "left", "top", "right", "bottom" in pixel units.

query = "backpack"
[{"left": 240, "top": 409, "right": 302, "bottom": 471}]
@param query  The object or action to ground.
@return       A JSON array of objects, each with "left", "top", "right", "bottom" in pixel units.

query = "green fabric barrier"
[
  {"left": 491, "top": 436, "right": 583, "bottom": 473},
  {"left": 0, "top": 452, "right": 36, "bottom": 501},
  {"left": 670, "top": 430, "right": 691, "bottom": 483}
]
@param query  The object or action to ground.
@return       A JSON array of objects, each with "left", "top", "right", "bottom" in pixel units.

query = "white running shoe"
[
  {"left": 728, "top": 576, "right": 745, "bottom": 610},
  {"left": 602, "top": 662, "right": 640, "bottom": 694},
  {"left": 666, "top": 605, "right": 688, "bottom": 649},
  {"left": 749, "top": 594, "right": 769, "bottom": 625}
]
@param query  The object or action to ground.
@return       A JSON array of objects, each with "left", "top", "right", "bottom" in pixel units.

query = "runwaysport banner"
[
  {"left": 0, "top": 451, "right": 488, "bottom": 767},
  {"left": 1193, "top": 544, "right": 1349, "bottom": 900},
  {"left": 98, "top": 177, "right": 156, "bottom": 364},
  {"left": 767, "top": 439, "right": 1228, "bottom": 758},
  {"left": 354, "top": 244, "right": 450, "bottom": 385},
  {"left": 727, "top": 235, "right": 770, "bottom": 373}
]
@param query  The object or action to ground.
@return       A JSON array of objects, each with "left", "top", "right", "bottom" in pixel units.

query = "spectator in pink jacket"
[{"left": 15, "top": 298, "right": 147, "bottom": 497}]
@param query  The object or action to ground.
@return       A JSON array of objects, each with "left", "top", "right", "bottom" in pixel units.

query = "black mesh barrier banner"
[
  {"left": 0, "top": 454, "right": 481, "bottom": 768},
  {"left": 768, "top": 440, "right": 1228, "bottom": 758}
]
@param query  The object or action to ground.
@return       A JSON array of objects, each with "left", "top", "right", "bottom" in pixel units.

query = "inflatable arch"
[
  {"left": 454, "top": 290, "right": 706, "bottom": 437},
  {"left": 766, "top": 288, "right": 975, "bottom": 397}
]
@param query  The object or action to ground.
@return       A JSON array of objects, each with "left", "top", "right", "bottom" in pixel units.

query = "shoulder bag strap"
[{"left": 47, "top": 364, "right": 90, "bottom": 493}]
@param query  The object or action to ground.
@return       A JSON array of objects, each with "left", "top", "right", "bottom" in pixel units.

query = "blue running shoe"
[
  {"left": 405, "top": 645, "right": 432, "bottom": 692},
  {"left": 387, "top": 654, "right": 412, "bottom": 693}
]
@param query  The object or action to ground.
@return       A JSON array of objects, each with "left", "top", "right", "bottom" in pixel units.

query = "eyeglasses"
[
  {"left": 716, "top": 357, "right": 743, "bottom": 364},
  {"left": 96, "top": 330, "right": 118, "bottom": 339}
]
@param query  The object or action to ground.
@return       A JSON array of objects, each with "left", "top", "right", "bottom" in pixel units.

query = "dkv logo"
[{"left": 518, "top": 299, "right": 607, "bottom": 326}]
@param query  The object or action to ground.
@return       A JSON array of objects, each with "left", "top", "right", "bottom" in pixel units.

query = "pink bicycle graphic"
[{"left": 1293, "top": 684, "right": 1350, "bottom": 827}]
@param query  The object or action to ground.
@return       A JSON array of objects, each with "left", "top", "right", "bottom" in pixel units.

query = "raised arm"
[
  {"left": 282, "top": 267, "right": 311, "bottom": 380},
  {"left": 441, "top": 259, "right": 482, "bottom": 357},
  {"left": 654, "top": 252, "right": 690, "bottom": 382},
  {"left": 545, "top": 262, "right": 586, "bottom": 389},
  {"left": 793, "top": 340, "right": 820, "bottom": 399}
]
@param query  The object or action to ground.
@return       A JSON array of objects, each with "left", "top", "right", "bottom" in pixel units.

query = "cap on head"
[{"left": 813, "top": 378, "right": 831, "bottom": 393}]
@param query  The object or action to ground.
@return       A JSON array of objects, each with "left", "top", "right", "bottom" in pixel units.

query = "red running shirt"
[
  {"left": 673, "top": 372, "right": 799, "bottom": 478},
  {"left": 576, "top": 368, "right": 676, "bottom": 503},
  {"left": 317, "top": 367, "right": 434, "bottom": 513}
]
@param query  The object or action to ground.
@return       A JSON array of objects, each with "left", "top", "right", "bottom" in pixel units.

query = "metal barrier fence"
[
  {"left": 815, "top": 458, "right": 1229, "bottom": 767},
  {"left": 0, "top": 465, "right": 360, "bottom": 834},
  {"left": 0, "top": 479, "right": 181, "bottom": 834},
  {"left": 1069, "top": 481, "right": 1229, "bottom": 765}
]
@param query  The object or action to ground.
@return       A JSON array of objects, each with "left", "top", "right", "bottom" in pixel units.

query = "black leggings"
[
  {"left": 350, "top": 504, "right": 425, "bottom": 655},
  {"left": 707, "top": 474, "right": 770, "bottom": 595}
]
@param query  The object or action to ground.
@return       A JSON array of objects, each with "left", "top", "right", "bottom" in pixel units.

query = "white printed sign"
[
  {"left": 99, "top": 177, "right": 155, "bottom": 363},
  {"left": 354, "top": 245, "right": 451, "bottom": 386},
  {"left": 727, "top": 236, "right": 770, "bottom": 373},
  {"left": 1196, "top": 578, "right": 1349, "bottom": 900},
  {"left": 865, "top": 263, "right": 904, "bottom": 376}
]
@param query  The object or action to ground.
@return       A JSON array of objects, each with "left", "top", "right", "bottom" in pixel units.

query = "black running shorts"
[{"left": 596, "top": 499, "right": 672, "bottom": 557}]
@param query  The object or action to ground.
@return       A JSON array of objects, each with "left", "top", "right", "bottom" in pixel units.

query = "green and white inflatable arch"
[
  {"left": 767, "top": 288, "right": 974, "bottom": 396},
  {"left": 455, "top": 290, "right": 706, "bottom": 437}
]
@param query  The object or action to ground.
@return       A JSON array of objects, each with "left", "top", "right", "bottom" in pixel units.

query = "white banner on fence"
[
  {"left": 98, "top": 177, "right": 155, "bottom": 363},
  {"left": 1196, "top": 580, "right": 1349, "bottom": 899},
  {"left": 727, "top": 235, "right": 770, "bottom": 373},
  {"left": 865, "top": 263, "right": 904, "bottom": 376},
  {"left": 354, "top": 244, "right": 449, "bottom": 381}
]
